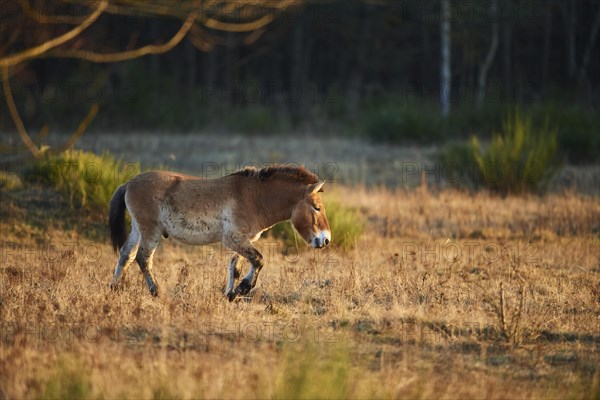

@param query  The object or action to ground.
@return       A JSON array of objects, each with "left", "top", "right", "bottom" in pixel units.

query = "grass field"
[{"left": 1, "top": 135, "right": 599, "bottom": 399}]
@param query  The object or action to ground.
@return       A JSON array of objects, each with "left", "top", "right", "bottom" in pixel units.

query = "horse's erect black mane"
[{"left": 231, "top": 164, "right": 319, "bottom": 184}]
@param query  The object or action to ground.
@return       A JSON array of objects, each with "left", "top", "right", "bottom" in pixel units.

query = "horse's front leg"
[
  {"left": 235, "top": 251, "right": 263, "bottom": 298},
  {"left": 225, "top": 254, "right": 241, "bottom": 301},
  {"left": 223, "top": 237, "right": 263, "bottom": 301}
]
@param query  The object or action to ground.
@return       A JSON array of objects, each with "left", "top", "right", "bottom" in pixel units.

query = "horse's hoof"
[
  {"left": 236, "top": 280, "right": 252, "bottom": 296},
  {"left": 149, "top": 285, "right": 159, "bottom": 297},
  {"left": 226, "top": 291, "right": 237, "bottom": 302},
  {"left": 109, "top": 282, "right": 119, "bottom": 291}
]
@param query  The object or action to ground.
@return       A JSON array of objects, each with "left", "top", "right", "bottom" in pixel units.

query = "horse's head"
[{"left": 291, "top": 181, "right": 331, "bottom": 249}]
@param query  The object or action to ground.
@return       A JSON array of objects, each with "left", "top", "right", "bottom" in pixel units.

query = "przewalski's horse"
[{"left": 108, "top": 165, "right": 331, "bottom": 301}]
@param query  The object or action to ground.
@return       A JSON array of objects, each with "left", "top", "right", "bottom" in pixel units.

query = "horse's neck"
[{"left": 255, "top": 180, "right": 302, "bottom": 228}]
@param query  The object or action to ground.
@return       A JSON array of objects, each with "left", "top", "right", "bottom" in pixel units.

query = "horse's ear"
[{"left": 307, "top": 181, "right": 325, "bottom": 195}]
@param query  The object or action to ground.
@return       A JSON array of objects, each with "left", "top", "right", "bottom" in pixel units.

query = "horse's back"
[
  {"left": 124, "top": 171, "right": 193, "bottom": 225},
  {"left": 125, "top": 170, "right": 235, "bottom": 245}
]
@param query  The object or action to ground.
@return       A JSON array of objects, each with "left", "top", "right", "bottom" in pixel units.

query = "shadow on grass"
[{"left": 1, "top": 184, "right": 108, "bottom": 244}]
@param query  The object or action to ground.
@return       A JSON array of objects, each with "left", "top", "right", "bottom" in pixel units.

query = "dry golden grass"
[{"left": 1, "top": 182, "right": 599, "bottom": 399}]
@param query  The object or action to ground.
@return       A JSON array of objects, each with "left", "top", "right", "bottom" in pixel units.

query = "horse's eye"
[{"left": 312, "top": 206, "right": 321, "bottom": 212}]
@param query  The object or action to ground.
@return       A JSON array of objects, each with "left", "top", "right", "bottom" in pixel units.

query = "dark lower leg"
[
  {"left": 234, "top": 254, "right": 263, "bottom": 297},
  {"left": 136, "top": 250, "right": 158, "bottom": 296},
  {"left": 111, "top": 236, "right": 139, "bottom": 290},
  {"left": 223, "top": 238, "right": 263, "bottom": 301},
  {"left": 226, "top": 255, "right": 241, "bottom": 300}
]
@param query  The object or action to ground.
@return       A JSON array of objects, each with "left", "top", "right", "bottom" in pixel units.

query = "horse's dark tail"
[{"left": 108, "top": 184, "right": 128, "bottom": 253}]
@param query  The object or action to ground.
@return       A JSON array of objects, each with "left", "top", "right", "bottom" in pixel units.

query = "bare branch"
[
  {"left": 2, "top": 66, "right": 43, "bottom": 158},
  {"left": 499, "top": 282, "right": 507, "bottom": 337},
  {"left": 202, "top": 0, "right": 298, "bottom": 32},
  {"left": 510, "top": 284, "right": 525, "bottom": 346},
  {"left": 189, "top": 25, "right": 216, "bottom": 52},
  {"left": 0, "top": 1, "right": 108, "bottom": 67},
  {"left": 61, "top": 103, "right": 100, "bottom": 151},
  {"left": 100, "top": 2, "right": 194, "bottom": 20},
  {"left": 243, "top": 28, "right": 267, "bottom": 45},
  {"left": 204, "top": 13, "right": 275, "bottom": 33},
  {"left": 0, "top": 28, "right": 23, "bottom": 57},
  {"left": 46, "top": 8, "right": 199, "bottom": 63},
  {"left": 19, "top": 0, "right": 89, "bottom": 24},
  {"left": 0, "top": 0, "right": 297, "bottom": 159}
]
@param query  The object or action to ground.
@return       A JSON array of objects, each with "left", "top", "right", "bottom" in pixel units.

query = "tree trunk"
[
  {"left": 224, "top": 31, "right": 237, "bottom": 107},
  {"left": 502, "top": 14, "right": 512, "bottom": 101},
  {"left": 578, "top": 5, "right": 600, "bottom": 84},
  {"left": 346, "top": 3, "right": 373, "bottom": 120},
  {"left": 542, "top": 5, "right": 552, "bottom": 92},
  {"left": 440, "top": 0, "right": 451, "bottom": 117},
  {"left": 185, "top": 39, "right": 196, "bottom": 91},
  {"left": 204, "top": 46, "right": 217, "bottom": 108},
  {"left": 564, "top": 2, "right": 577, "bottom": 80},
  {"left": 421, "top": 13, "right": 432, "bottom": 90},
  {"left": 477, "top": 0, "right": 499, "bottom": 109},
  {"left": 150, "top": 19, "right": 160, "bottom": 105},
  {"left": 290, "top": 15, "right": 308, "bottom": 122}
]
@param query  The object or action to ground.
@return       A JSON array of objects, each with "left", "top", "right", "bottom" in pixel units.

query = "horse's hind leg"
[
  {"left": 225, "top": 254, "right": 241, "bottom": 301},
  {"left": 110, "top": 222, "right": 141, "bottom": 290},
  {"left": 136, "top": 234, "right": 161, "bottom": 296}
]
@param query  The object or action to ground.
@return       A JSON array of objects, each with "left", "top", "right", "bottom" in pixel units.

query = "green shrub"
[
  {"left": 362, "top": 107, "right": 405, "bottom": 143},
  {"left": 361, "top": 105, "right": 443, "bottom": 144},
  {"left": 325, "top": 198, "right": 365, "bottom": 251},
  {"left": 447, "top": 103, "right": 509, "bottom": 138},
  {"left": 557, "top": 129, "right": 600, "bottom": 163},
  {"left": 530, "top": 102, "right": 600, "bottom": 163},
  {"left": 24, "top": 149, "right": 140, "bottom": 211},
  {"left": 269, "top": 198, "right": 364, "bottom": 251},
  {"left": 275, "top": 340, "right": 351, "bottom": 399},
  {"left": 471, "top": 111, "right": 560, "bottom": 194},
  {"left": 359, "top": 97, "right": 600, "bottom": 161},
  {"left": 0, "top": 171, "right": 23, "bottom": 191},
  {"left": 435, "top": 141, "right": 483, "bottom": 190},
  {"left": 226, "top": 104, "right": 287, "bottom": 134},
  {"left": 42, "top": 359, "right": 93, "bottom": 400}
]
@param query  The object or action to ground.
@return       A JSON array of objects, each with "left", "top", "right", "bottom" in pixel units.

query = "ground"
[{"left": 0, "top": 134, "right": 599, "bottom": 399}]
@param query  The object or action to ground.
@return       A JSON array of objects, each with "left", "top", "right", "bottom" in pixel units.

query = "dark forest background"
[{"left": 1, "top": 0, "right": 599, "bottom": 162}]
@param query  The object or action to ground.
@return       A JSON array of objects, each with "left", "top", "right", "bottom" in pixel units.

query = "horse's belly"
[{"left": 160, "top": 212, "right": 223, "bottom": 245}]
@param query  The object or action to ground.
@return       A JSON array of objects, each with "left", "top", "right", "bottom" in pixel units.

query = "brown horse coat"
[{"left": 108, "top": 165, "right": 330, "bottom": 300}]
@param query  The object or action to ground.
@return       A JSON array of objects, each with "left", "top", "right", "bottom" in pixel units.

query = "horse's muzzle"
[{"left": 311, "top": 231, "right": 331, "bottom": 248}]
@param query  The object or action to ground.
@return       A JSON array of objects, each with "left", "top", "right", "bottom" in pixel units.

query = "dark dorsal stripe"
[{"left": 231, "top": 164, "right": 319, "bottom": 184}]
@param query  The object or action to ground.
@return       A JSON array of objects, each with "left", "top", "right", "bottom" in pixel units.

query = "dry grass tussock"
[{"left": 1, "top": 183, "right": 599, "bottom": 399}]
